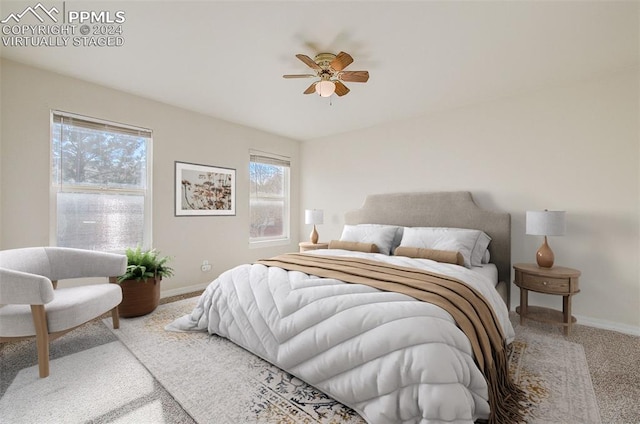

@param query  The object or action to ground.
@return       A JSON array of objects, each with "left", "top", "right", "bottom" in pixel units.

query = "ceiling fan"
[{"left": 283, "top": 51, "right": 369, "bottom": 97}]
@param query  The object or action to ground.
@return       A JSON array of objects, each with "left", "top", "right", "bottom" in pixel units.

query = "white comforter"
[{"left": 167, "top": 249, "right": 515, "bottom": 424}]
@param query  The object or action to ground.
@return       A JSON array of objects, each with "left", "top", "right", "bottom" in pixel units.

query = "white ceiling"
[{"left": 1, "top": 1, "right": 638, "bottom": 141}]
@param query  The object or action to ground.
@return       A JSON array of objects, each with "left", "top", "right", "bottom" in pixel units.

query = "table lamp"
[
  {"left": 305, "top": 209, "right": 323, "bottom": 244},
  {"left": 526, "top": 210, "right": 566, "bottom": 268}
]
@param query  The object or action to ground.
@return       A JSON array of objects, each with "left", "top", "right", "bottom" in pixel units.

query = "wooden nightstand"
[
  {"left": 514, "top": 263, "right": 581, "bottom": 335},
  {"left": 299, "top": 242, "right": 329, "bottom": 252}
]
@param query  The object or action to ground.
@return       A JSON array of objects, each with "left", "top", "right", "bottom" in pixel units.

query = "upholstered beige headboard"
[{"left": 344, "top": 191, "right": 511, "bottom": 307}]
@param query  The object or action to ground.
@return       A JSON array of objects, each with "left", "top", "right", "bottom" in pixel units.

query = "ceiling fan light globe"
[{"left": 315, "top": 80, "right": 336, "bottom": 97}]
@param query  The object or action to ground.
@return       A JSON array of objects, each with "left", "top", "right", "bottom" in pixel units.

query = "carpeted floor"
[
  {"left": 1, "top": 291, "right": 638, "bottom": 423},
  {"left": 508, "top": 313, "right": 640, "bottom": 423}
]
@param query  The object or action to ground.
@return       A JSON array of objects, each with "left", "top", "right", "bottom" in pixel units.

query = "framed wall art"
[{"left": 175, "top": 161, "right": 236, "bottom": 216}]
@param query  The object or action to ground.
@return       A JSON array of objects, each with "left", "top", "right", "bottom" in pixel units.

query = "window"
[
  {"left": 249, "top": 151, "right": 290, "bottom": 244},
  {"left": 50, "top": 111, "right": 152, "bottom": 252}
]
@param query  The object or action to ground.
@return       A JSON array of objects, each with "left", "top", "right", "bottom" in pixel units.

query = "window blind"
[
  {"left": 250, "top": 153, "right": 291, "bottom": 168},
  {"left": 53, "top": 111, "right": 152, "bottom": 138}
]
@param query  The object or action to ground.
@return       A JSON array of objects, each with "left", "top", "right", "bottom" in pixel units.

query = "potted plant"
[{"left": 114, "top": 247, "right": 174, "bottom": 318}]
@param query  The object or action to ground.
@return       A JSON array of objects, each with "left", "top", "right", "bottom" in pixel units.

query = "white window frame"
[
  {"left": 49, "top": 110, "right": 153, "bottom": 252},
  {"left": 249, "top": 150, "right": 291, "bottom": 248}
]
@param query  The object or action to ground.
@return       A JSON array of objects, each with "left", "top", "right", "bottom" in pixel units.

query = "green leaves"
[{"left": 117, "top": 246, "right": 174, "bottom": 283}]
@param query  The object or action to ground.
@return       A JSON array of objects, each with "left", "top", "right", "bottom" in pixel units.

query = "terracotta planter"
[{"left": 117, "top": 277, "right": 161, "bottom": 318}]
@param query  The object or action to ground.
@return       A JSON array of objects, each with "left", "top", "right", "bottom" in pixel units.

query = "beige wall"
[
  {"left": 1, "top": 58, "right": 638, "bottom": 332},
  {"left": 301, "top": 69, "right": 640, "bottom": 332},
  {"left": 0, "top": 59, "right": 300, "bottom": 294}
]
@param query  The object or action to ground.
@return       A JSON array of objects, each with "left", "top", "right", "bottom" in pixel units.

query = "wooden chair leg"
[
  {"left": 30, "top": 305, "right": 50, "bottom": 378},
  {"left": 111, "top": 306, "right": 120, "bottom": 329}
]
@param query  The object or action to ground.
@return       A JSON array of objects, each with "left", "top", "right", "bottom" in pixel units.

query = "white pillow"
[
  {"left": 340, "top": 224, "right": 400, "bottom": 255},
  {"left": 399, "top": 227, "right": 491, "bottom": 268},
  {"left": 473, "top": 232, "right": 492, "bottom": 266},
  {"left": 390, "top": 226, "right": 404, "bottom": 254},
  {"left": 481, "top": 249, "right": 491, "bottom": 264}
]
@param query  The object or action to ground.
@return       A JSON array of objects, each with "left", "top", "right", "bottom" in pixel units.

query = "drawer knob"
[{"left": 543, "top": 281, "right": 548, "bottom": 285}]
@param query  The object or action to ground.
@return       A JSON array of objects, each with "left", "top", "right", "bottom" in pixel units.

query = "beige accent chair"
[{"left": 0, "top": 247, "right": 126, "bottom": 378}]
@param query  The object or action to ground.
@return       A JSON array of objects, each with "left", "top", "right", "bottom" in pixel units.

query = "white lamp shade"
[
  {"left": 305, "top": 209, "right": 324, "bottom": 225},
  {"left": 526, "top": 210, "right": 566, "bottom": 236},
  {"left": 315, "top": 80, "right": 335, "bottom": 97}
]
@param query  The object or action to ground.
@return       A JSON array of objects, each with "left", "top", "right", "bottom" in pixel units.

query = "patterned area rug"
[{"left": 107, "top": 298, "right": 601, "bottom": 424}]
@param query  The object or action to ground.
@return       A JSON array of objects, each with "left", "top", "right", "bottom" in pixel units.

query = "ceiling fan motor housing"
[{"left": 314, "top": 53, "right": 337, "bottom": 69}]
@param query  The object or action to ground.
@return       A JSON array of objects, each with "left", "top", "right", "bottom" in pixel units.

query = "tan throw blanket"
[{"left": 257, "top": 253, "right": 525, "bottom": 424}]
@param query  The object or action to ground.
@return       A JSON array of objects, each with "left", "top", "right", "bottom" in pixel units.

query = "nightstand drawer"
[{"left": 520, "top": 273, "right": 570, "bottom": 294}]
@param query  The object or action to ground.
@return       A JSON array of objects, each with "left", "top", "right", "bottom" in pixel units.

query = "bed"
[{"left": 168, "top": 191, "right": 522, "bottom": 424}]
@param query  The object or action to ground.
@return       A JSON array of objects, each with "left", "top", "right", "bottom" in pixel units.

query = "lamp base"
[
  {"left": 310, "top": 225, "right": 318, "bottom": 244},
  {"left": 536, "top": 236, "right": 555, "bottom": 268}
]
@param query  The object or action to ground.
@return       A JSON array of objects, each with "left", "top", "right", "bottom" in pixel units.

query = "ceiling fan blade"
[
  {"left": 283, "top": 74, "right": 316, "bottom": 79},
  {"left": 334, "top": 81, "right": 350, "bottom": 97},
  {"left": 339, "top": 70, "right": 369, "bottom": 83},
  {"left": 296, "top": 54, "right": 321, "bottom": 70},
  {"left": 330, "top": 51, "right": 353, "bottom": 71},
  {"left": 303, "top": 82, "right": 317, "bottom": 95}
]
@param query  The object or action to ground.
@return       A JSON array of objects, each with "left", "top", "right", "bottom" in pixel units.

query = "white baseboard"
[
  {"left": 161, "top": 282, "right": 209, "bottom": 299},
  {"left": 575, "top": 314, "right": 640, "bottom": 336}
]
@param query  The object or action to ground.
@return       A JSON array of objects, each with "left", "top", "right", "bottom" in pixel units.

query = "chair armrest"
[
  {"left": 44, "top": 248, "right": 127, "bottom": 281},
  {"left": 0, "top": 268, "right": 55, "bottom": 305}
]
